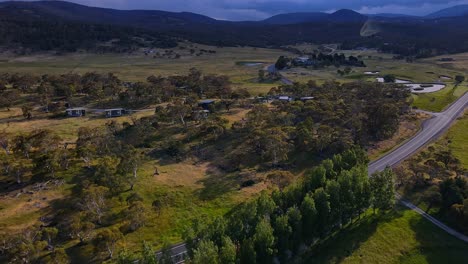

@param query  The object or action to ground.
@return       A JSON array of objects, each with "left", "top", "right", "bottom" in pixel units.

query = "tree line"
[{"left": 180, "top": 150, "right": 395, "bottom": 264}]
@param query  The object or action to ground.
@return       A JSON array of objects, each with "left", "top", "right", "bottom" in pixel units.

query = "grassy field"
[
  {"left": 412, "top": 84, "right": 468, "bottom": 112},
  {"left": 304, "top": 206, "right": 468, "bottom": 264},
  {"left": 0, "top": 44, "right": 291, "bottom": 95},
  {"left": 424, "top": 52, "right": 468, "bottom": 71},
  {"left": 445, "top": 112, "right": 468, "bottom": 168}
]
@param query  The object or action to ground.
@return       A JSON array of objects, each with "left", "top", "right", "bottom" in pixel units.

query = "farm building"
[
  {"left": 66, "top": 108, "right": 86, "bottom": 117},
  {"left": 105, "top": 108, "right": 126, "bottom": 118}
]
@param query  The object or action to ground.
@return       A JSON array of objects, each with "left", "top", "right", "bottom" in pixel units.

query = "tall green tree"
[
  {"left": 192, "top": 240, "right": 219, "bottom": 264},
  {"left": 370, "top": 168, "right": 396, "bottom": 212},
  {"left": 253, "top": 218, "right": 275, "bottom": 263}
]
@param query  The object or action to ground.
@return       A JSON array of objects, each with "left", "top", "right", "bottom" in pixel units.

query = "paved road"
[
  {"left": 161, "top": 91, "right": 468, "bottom": 261},
  {"left": 369, "top": 91, "right": 468, "bottom": 174}
]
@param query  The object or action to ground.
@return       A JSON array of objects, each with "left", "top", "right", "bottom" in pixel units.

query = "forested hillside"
[{"left": 2, "top": 1, "right": 468, "bottom": 56}]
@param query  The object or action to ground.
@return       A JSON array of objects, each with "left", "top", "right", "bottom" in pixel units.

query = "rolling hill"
[{"left": 426, "top": 5, "right": 468, "bottom": 18}]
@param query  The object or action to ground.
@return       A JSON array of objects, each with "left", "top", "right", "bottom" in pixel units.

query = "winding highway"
[
  {"left": 369, "top": 90, "right": 468, "bottom": 243},
  {"left": 369, "top": 91, "right": 468, "bottom": 174},
  {"left": 161, "top": 90, "right": 468, "bottom": 261}
]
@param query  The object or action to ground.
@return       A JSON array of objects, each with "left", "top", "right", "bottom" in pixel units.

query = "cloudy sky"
[{"left": 6, "top": 0, "right": 468, "bottom": 20}]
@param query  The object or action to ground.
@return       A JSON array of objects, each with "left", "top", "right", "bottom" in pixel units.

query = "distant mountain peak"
[
  {"left": 426, "top": 4, "right": 468, "bottom": 18},
  {"left": 329, "top": 9, "right": 367, "bottom": 22}
]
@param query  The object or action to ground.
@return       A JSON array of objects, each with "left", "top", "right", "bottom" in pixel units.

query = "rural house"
[
  {"left": 66, "top": 108, "right": 86, "bottom": 117},
  {"left": 105, "top": 108, "right": 126, "bottom": 118}
]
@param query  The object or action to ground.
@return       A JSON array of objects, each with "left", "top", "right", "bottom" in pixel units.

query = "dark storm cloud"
[{"left": 4, "top": 0, "right": 468, "bottom": 20}]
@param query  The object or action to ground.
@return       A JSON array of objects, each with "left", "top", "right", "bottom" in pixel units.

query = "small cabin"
[
  {"left": 278, "top": 96, "right": 293, "bottom": 102},
  {"left": 299, "top": 96, "right": 314, "bottom": 102},
  {"left": 66, "top": 108, "right": 86, "bottom": 117},
  {"left": 198, "top": 99, "right": 216, "bottom": 110},
  {"left": 105, "top": 108, "right": 126, "bottom": 118}
]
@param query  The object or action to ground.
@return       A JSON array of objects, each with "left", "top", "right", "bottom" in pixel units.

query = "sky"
[{"left": 5, "top": 0, "right": 468, "bottom": 20}]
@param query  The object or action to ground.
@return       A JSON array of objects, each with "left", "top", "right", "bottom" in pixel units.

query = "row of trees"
[
  {"left": 183, "top": 149, "right": 396, "bottom": 263},
  {"left": 275, "top": 53, "right": 366, "bottom": 70},
  {"left": 0, "top": 69, "right": 246, "bottom": 112}
]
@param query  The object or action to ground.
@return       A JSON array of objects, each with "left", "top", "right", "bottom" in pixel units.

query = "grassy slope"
[
  {"left": 305, "top": 206, "right": 468, "bottom": 264},
  {"left": 0, "top": 107, "right": 263, "bottom": 258},
  {"left": 446, "top": 112, "right": 468, "bottom": 167}
]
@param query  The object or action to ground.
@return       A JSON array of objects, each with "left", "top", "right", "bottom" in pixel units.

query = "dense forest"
[{"left": 0, "top": 68, "right": 410, "bottom": 262}]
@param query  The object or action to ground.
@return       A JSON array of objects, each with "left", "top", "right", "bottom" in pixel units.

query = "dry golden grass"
[
  {"left": 0, "top": 183, "right": 69, "bottom": 235},
  {"left": 0, "top": 108, "right": 154, "bottom": 141}
]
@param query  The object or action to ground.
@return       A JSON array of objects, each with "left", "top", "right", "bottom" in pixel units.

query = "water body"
[
  {"left": 376, "top": 78, "right": 446, "bottom": 93},
  {"left": 364, "top": 71, "right": 380, "bottom": 75}
]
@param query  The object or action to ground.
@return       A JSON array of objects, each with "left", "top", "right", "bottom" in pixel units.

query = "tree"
[
  {"left": 42, "top": 248, "right": 70, "bottom": 264},
  {"left": 326, "top": 180, "right": 342, "bottom": 226},
  {"left": 41, "top": 227, "right": 58, "bottom": 247},
  {"left": 370, "top": 168, "right": 396, "bottom": 212},
  {"left": 117, "top": 249, "right": 135, "bottom": 264},
  {"left": 0, "top": 90, "right": 19, "bottom": 111},
  {"left": 258, "top": 69, "right": 266, "bottom": 82},
  {"left": 314, "top": 188, "right": 330, "bottom": 236},
  {"left": 239, "top": 238, "right": 256, "bottom": 264},
  {"left": 274, "top": 214, "right": 292, "bottom": 259},
  {"left": 301, "top": 193, "right": 318, "bottom": 240},
  {"left": 94, "top": 156, "right": 126, "bottom": 193},
  {"left": 253, "top": 218, "right": 275, "bottom": 263},
  {"left": 422, "top": 185, "right": 442, "bottom": 212},
  {"left": 192, "top": 240, "right": 219, "bottom": 264},
  {"left": 141, "top": 241, "right": 157, "bottom": 264},
  {"left": 167, "top": 101, "right": 192, "bottom": 127},
  {"left": 256, "top": 192, "right": 276, "bottom": 219},
  {"left": 383, "top": 74, "right": 396, "bottom": 83},
  {"left": 80, "top": 186, "right": 109, "bottom": 224},
  {"left": 286, "top": 206, "right": 302, "bottom": 250},
  {"left": 94, "top": 228, "right": 123, "bottom": 259},
  {"left": 117, "top": 145, "right": 142, "bottom": 190},
  {"left": 455, "top": 75, "right": 465, "bottom": 85},
  {"left": 68, "top": 213, "right": 95, "bottom": 244},
  {"left": 219, "top": 236, "right": 236, "bottom": 264},
  {"left": 9, "top": 163, "right": 26, "bottom": 184},
  {"left": 251, "top": 128, "right": 292, "bottom": 166},
  {"left": 21, "top": 105, "right": 33, "bottom": 119},
  {"left": 275, "top": 56, "right": 289, "bottom": 70},
  {"left": 125, "top": 201, "right": 147, "bottom": 232}
]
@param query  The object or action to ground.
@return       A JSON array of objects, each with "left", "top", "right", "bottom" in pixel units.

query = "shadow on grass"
[
  {"left": 401, "top": 211, "right": 468, "bottom": 264},
  {"left": 195, "top": 165, "right": 239, "bottom": 201},
  {"left": 303, "top": 209, "right": 404, "bottom": 264}
]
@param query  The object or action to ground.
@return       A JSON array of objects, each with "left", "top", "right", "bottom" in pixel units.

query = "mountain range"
[{"left": 1, "top": 1, "right": 468, "bottom": 56}]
